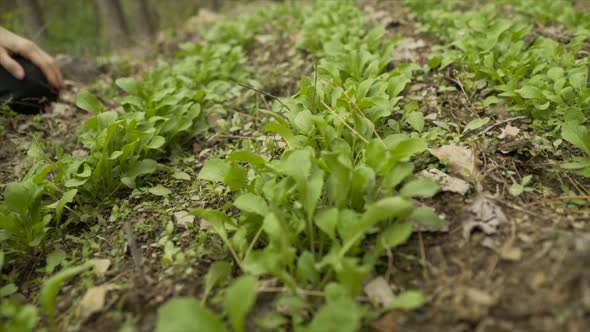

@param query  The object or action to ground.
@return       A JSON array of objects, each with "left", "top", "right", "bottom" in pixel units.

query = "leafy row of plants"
[
  {"left": 1, "top": 3, "right": 301, "bottom": 331},
  {"left": 157, "top": 1, "right": 442, "bottom": 331},
  {"left": 405, "top": 0, "right": 590, "bottom": 177},
  {"left": 498, "top": 0, "right": 590, "bottom": 36}
]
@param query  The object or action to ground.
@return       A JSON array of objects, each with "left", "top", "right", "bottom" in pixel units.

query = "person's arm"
[{"left": 0, "top": 27, "right": 63, "bottom": 90}]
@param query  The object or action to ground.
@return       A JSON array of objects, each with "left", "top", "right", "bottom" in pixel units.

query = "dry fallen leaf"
[
  {"left": 529, "top": 272, "right": 546, "bottom": 290},
  {"left": 174, "top": 211, "right": 195, "bottom": 228},
  {"left": 369, "top": 310, "right": 404, "bottom": 332},
  {"left": 255, "top": 34, "right": 273, "bottom": 44},
  {"left": 93, "top": 259, "right": 111, "bottom": 277},
  {"left": 464, "top": 287, "right": 495, "bottom": 306},
  {"left": 76, "top": 284, "right": 117, "bottom": 319},
  {"left": 199, "top": 219, "right": 212, "bottom": 230},
  {"left": 463, "top": 195, "right": 508, "bottom": 240},
  {"left": 429, "top": 144, "right": 479, "bottom": 179},
  {"left": 420, "top": 168, "right": 470, "bottom": 195},
  {"left": 364, "top": 277, "right": 395, "bottom": 307},
  {"left": 498, "top": 123, "right": 520, "bottom": 139},
  {"left": 392, "top": 38, "right": 427, "bottom": 63},
  {"left": 499, "top": 245, "right": 522, "bottom": 261}
]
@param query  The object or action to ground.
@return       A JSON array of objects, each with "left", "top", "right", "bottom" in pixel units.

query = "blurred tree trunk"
[
  {"left": 130, "top": 0, "right": 156, "bottom": 40},
  {"left": 207, "top": 0, "right": 221, "bottom": 10},
  {"left": 93, "top": 0, "right": 130, "bottom": 48},
  {"left": 21, "top": 0, "right": 47, "bottom": 45}
]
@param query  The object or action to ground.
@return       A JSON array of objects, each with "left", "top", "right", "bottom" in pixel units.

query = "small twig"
[
  {"left": 234, "top": 81, "right": 293, "bottom": 113},
  {"left": 482, "top": 116, "right": 528, "bottom": 134},
  {"left": 321, "top": 100, "right": 369, "bottom": 144},
  {"left": 418, "top": 232, "right": 429, "bottom": 282},
  {"left": 524, "top": 195, "right": 590, "bottom": 207},
  {"left": 207, "top": 133, "right": 254, "bottom": 141},
  {"left": 323, "top": 79, "right": 386, "bottom": 147},
  {"left": 385, "top": 246, "right": 394, "bottom": 281},
  {"left": 124, "top": 221, "right": 144, "bottom": 276},
  {"left": 485, "top": 255, "right": 499, "bottom": 279},
  {"left": 496, "top": 199, "right": 547, "bottom": 219},
  {"left": 447, "top": 73, "right": 478, "bottom": 117}
]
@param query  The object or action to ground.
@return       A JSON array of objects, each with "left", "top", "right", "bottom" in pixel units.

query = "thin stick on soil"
[
  {"left": 322, "top": 79, "right": 386, "bottom": 147},
  {"left": 418, "top": 232, "right": 429, "bottom": 281},
  {"left": 234, "top": 81, "right": 293, "bottom": 113},
  {"left": 524, "top": 195, "right": 590, "bottom": 207},
  {"left": 481, "top": 116, "right": 529, "bottom": 134},
  {"left": 321, "top": 100, "right": 370, "bottom": 144},
  {"left": 124, "top": 220, "right": 144, "bottom": 277}
]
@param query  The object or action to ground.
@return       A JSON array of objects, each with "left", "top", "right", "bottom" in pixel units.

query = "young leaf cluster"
[
  {"left": 194, "top": 1, "right": 440, "bottom": 329},
  {"left": 407, "top": 1, "right": 590, "bottom": 177}
]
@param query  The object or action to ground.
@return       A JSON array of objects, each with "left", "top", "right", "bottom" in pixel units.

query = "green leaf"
[
  {"left": 0, "top": 283, "right": 18, "bottom": 297},
  {"left": 400, "top": 178, "right": 439, "bottom": 198},
  {"left": 75, "top": 91, "right": 103, "bottom": 114},
  {"left": 297, "top": 251, "right": 320, "bottom": 286},
  {"left": 227, "top": 151, "right": 266, "bottom": 166},
  {"left": 224, "top": 276, "right": 257, "bottom": 332},
  {"left": 515, "top": 85, "right": 545, "bottom": 100},
  {"left": 234, "top": 193, "right": 268, "bottom": 216},
  {"left": 462, "top": 117, "right": 490, "bottom": 134},
  {"left": 302, "top": 168, "right": 324, "bottom": 219},
  {"left": 40, "top": 261, "right": 95, "bottom": 332},
  {"left": 569, "top": 67, "right": 588, "bottom": 92},
  {"left": 64, "top": 178, "right": 89, "bottom": 188},
  {"left": 121, "top": 159, "right": 159, "bottom": 188},
  {"left": 190, "top": 209, "right": 231, "bottom": 241},
  {"left": 366, "top": 139, "right": 387, "bottom": 171},
  {"left": 305, "top": 283, "right": 362, "bottom": 332},
  {"left": 547, "top": 67, "right": 564, "bottom": 81},
  {"left": 275, "top": 149, "right": 312, "bottom": 182},
  {"left": 198, "top": 159, "right": 230, "bottom": 183},
  {"left": 265, "top": 122, "right": 299, "bottom": 150},
  {"left": 172, "top": 171, "right": 191, "bottom": 181},
  {"left": 203, "top": 261, "right": 232, "bottom": 303},
  {"left": 406, "top": 111, "right": 424, "bottom": 133},
  {"left": 27, "top": 139, "right": 46, "bottom": 159},
  {"left": 115, "top": 77, "right": 140, "bottom": 95},
  {"left": 315, "top": 208, "right": 338, "bottom": 240},
  {"left": 562, "top": 123, "right": 590, "bottom": 155},
  {"left": 387, "top": 137, "right": 428, "bottom": 161},
  {"left": 509, "top": 183, "right": 525, "bottom": 196},
  {"left": 387, "top": 290, "right": 426, "bottom": 310},
  {"left": 377, "top": 222, "right": 412, "bottom": 249},
  {"left": 224, "top": 164, "right": 248, "bottom": 191},
  {"left": 156, "top": 298, "right": 227, "bottom": 332},
  {"left": 362, "top": 197, "right": 414, "bottom": 227},
  {"left": 75, "top": 163, "right": 92, "bottom": 178},
  {"left": 148, "top": 185, "right": 171, "bottom": 197},
  {"left": 381, "top": 162, "right": 414, "bottom": 193},
  {"left": 146, "top": 136, "right": 166, "bottom": 149},
  {"left": 45, "top": 249, "right": 66, "bottom": 275},
  {"left": 409, "top": 207, "right": 442, "bottom": 228},
  {"left": 54, "top": 189, "right": 77, "bottom": 223}
]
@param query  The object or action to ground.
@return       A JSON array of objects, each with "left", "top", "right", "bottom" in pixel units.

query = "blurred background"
[{"left": 0, "top": 0, "right": 250, "bottom": 56}]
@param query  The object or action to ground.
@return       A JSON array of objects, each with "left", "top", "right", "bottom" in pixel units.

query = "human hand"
[{"left": 0, "top": 27, "right": 64, "bottom": 90}]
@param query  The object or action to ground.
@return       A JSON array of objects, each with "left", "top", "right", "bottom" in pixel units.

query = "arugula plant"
[
  {"left": 497, "top": 0, "right": 590, "bottom": 36},
  {"left": 194, "top": 2, "right": 440, "bottom": 322},
  {"left": 561, "top": 122, "right": 590, "bottom": 177},
  {"left": 407, "top": 1, "right": 590, "bottom": 176},
  {"left": 0, "top": 0, "right": 293, "bottom": 260}
]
